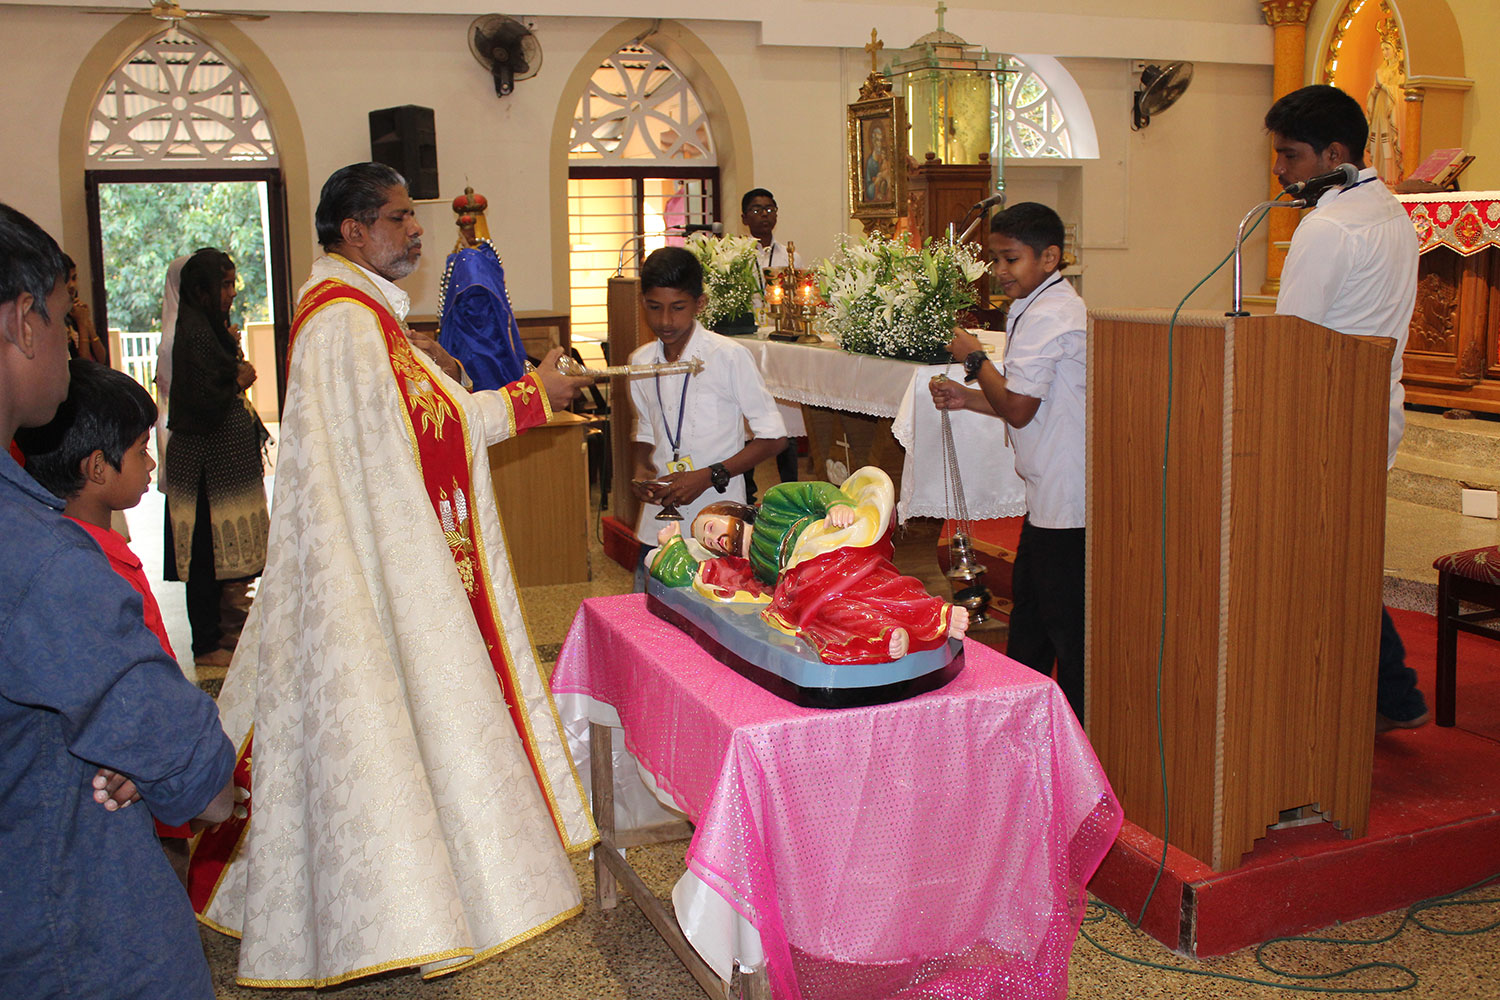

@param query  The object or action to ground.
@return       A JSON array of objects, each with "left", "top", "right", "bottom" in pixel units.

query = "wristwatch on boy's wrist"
[
  {"left": 709, "top": 462, "right": 731, "bottom": 493},
  {"left": 962, "top": 350, "right": 989, "bottom": 383}
]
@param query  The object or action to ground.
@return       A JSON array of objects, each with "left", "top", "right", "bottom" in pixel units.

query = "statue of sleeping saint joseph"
[{"left": 649, "top": 466, "right": 969, "bottom": 663}]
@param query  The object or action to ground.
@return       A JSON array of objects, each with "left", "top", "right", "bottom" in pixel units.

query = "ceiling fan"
[{"left": 87, "top": 1, "right": 268, "bottom": 24}]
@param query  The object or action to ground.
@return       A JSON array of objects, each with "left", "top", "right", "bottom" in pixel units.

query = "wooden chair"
[{"left": 1432, "top": 545, "right": 1500, "bottom": 727}]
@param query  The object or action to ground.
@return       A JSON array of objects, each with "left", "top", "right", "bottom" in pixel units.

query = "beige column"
[
  {"left": 1260, "top": 0, "right": 1317, "bottom": 296},
  {"left": 1401, "top": 85, "right": 1425, "bottom": 179}
]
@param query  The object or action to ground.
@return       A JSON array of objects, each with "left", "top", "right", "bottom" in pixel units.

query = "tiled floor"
[{"left": 122, "top": 440, "right": 1500, "bottom": 999}]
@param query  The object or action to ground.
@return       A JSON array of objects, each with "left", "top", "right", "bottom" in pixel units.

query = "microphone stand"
[
  {"left": 615, "top": 234, "right": 649, "bottom": 277},
  {"left": 1228, "top": 197, "right": 1306, "bottom": 316}
]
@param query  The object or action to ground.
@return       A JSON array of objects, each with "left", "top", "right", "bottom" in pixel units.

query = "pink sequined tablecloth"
[{"left": 551, "top": 595, "right": 1121, "bottom": 1000}]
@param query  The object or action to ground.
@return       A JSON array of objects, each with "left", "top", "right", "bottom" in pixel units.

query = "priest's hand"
[
  {"left": 947, "top": 326, "right": 984, "bottom": 363},
  {"left": 92, "top": 767, "right": 140, "bottom": 812},
  {"left": 407, "top": 329, "right": 463, "bottom": 383},
  {"left": 536, "top": 347, "right": 592, "bottom": 411}
]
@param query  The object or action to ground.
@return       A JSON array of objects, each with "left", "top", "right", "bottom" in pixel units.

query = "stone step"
[
  {"left": 1388, "top": 455, "right": 1500, "bottom": 511},
  {"left": 1399, "top": 409, "right": 1500, "bottom": 470},
  {"left": 1390, "top": 410, "right": 1500, "bottom": 513}
]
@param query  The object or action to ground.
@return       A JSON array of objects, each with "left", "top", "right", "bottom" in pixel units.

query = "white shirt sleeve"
[
  {"left": 1276, "top": 217, "right": 1354, "bottom": 328},
  {"left": 725, "top": 346, "right": 787, "bottom": 441},
  {"left": 1004, "top": 306, "right": 1084, "bottom": 401},
  {"left": 629, "top": 374, "right": 657, "bottom": 448}
]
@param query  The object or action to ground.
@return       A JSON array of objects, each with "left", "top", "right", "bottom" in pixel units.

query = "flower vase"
[{"left": 711, "top": 313, "right": 758, "bottom": 337}]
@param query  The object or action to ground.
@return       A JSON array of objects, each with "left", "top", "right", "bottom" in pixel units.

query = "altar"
[
  {"left": 1398, "top": 192, "right": 1500, "bottom": 414},
  {"left": 739, "top": 336, "right": 1025, "bottom": 522},
  {"left": 550, "top": 594, "right": 1121, "bottom": 1000}
]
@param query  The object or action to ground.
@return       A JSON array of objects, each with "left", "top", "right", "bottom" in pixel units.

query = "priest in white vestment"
[{"left": 190, "top": 163, "right": 596, "bottom": 988}]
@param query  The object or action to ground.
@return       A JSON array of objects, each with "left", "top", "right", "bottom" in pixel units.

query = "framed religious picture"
[{"left": 848, "top": 90, "right": 907, "bottom": 233}]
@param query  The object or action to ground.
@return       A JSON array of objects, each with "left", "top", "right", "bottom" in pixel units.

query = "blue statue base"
[{"left": 645, "top": 575, "right": 963, "bottom": 709}]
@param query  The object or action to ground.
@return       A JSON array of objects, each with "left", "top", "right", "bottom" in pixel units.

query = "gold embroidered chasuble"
[{"left": 193, "top": 256, "right": 594, "bottom": 988}]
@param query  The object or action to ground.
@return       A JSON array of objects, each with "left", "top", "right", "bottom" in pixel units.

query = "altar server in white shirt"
[
  {"left": 1268, "top": 83, "right": 1428, "bottom": 732},
  {"left": 743, "top": 188, "right": 800, "bottom": 273},
  {"left": 629, "top": 246, "right": 786, "bottom": 549},
  {"left": 742, "top": 187, "right": 804, "bottom": 485},
  {"left": 931, "top": 202, "right": 1088, "bottom": 721}
]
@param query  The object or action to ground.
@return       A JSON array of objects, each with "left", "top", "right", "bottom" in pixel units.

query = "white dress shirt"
[
  {"left": 629, "top": 322, "right": 787, "bottom": 542},
  {"left": 1002, "top": 275, "right": 1088, "bottom": 529},
  {"left": 1277, "top": 166, "right": 1418, "bottom": 468}
]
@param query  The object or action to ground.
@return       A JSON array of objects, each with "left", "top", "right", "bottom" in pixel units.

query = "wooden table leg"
[
  {"left": 736, "top": 964, "right": 772, "bottom": 999},
  {"left": 589, "top": 722, "right": 618, "bottom": 910}
]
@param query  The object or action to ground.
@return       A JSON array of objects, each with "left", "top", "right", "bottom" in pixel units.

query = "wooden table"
[
  {"left": 487, "top": 410, "right": 592, "bottom": 586},
  {"left": 551, "top": 595, "right": 1121, "bottom": 1000}
]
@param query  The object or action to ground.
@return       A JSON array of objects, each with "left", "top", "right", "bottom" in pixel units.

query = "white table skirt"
[
  {"left": 892, "top": 366, "right": 1028, "bottom": 523},
  {"left": 739, "top": 337, "right": 926, "bottom": 418},
  {"left": 555, "top": 690, "right": 766, "bottom": 981}
]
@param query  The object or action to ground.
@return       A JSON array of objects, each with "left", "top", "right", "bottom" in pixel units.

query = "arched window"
[
  {"left": 84, "top": 25, "right": 286, "bottom": 411},
  {"left": 568, "top": 41, "right": 720, "bottom": 341},
  {"left": 992, "top": 53, "right": 1099, "bottom": 161},
  {"left": 89, "top": 25, "right": 276, "bottom": 167}
]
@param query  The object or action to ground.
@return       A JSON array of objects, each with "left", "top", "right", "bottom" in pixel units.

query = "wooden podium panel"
[
  {"left": 607, "top": 276, "right": 650, "bottom": 531},
  {"left": 1087, "top": 309, "right": 1393, "bottom": 870},
  {"left": 488, "top": 411, "right": 591, "bottom": 587}
]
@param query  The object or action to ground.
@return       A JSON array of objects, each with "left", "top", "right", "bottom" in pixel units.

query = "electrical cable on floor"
[{"left": 1082, "top": 871, "right": 1500, "bottom": 993}]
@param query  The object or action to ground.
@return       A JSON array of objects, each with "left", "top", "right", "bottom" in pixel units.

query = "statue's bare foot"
[
  {"left": 948, "top": 606, "right": 970, "bottom": 640},
  {"left": 888, "top": 628, "right": 910, "bottom": 660}
]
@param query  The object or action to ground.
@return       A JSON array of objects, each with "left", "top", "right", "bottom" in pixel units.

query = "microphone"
[
  {"left": 667, "top": 222, "right": 723, "bottom": 235},
  {"left": 1282, "top": 162, "right": 1359, "bottom": 200},
  {"left": 969, "top": 193, "right": 1006, "bottom": 214}
]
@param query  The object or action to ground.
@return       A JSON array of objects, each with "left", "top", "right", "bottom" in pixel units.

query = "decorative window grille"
[
  {"left": 568, "top": 41, "right": 720, "bottom": 342},
  {"left": 570, "top": 43, "right": 715, "bottom": 164},
  {"left": 995, "top": 55, "right": 1073, "bottom": 159},
  {"left": 89, "top": 26, "right": 277, "bottom": 168}
]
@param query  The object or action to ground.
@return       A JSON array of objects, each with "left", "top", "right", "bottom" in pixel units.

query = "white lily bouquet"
[
  {"left": 816, "top": 233, "right": 989, "bottom": 361},
  {"left": 685, "top": 232, "right": 762, "bottom": 330}
]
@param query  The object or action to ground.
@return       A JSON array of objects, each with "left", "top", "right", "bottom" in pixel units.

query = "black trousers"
[
  {"left": 1006, "top": 518, "right": 1086, "bottom": 721},
  {"left": 1378, "top": 607, "right": 1428, "bottom": 722},
  {"left": 185, "top": 479, "right": 223, "bottom": 656}
]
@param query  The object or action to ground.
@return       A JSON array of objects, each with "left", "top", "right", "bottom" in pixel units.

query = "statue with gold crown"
[
  {"left": 438, "top": 186, "right": 530, "bottom": 389},
  {"left": 645, "top": 467, "right": 969, "bottom": 703}
]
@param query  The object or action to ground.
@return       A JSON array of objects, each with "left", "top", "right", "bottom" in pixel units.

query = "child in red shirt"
[{"left": 14, "top": 359, "right": 195, "bottom": 881}]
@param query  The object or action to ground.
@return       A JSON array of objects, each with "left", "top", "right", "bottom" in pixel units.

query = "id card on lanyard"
[{"left": 657, "top": 351, "right": 693, "bottom": 471}]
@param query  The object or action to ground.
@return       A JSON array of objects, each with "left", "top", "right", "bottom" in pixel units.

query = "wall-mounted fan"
[
  {"left": 469, "top": 15, "right": 542, "bottom": 97},
  {"left": 1132, "top": 61, "right": 1193, "bottom": 131},
  {"left": 87, "top": 1, "right": 267, "bottom": 23}
]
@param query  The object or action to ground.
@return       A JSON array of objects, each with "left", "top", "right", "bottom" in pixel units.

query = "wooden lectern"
[
  {"left": 1087, "top": 309, "right": 1394, "bottom": 871},
  {"left": 607, "top": 275, "right": 651, "bottom": 529}
]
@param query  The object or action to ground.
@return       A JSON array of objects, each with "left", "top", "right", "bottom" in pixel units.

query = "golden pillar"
[{"left": 1261, "top": 0, "right": 1316, "bottom": 295}]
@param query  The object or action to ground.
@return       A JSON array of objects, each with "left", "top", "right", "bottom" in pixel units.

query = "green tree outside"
[{"left": 99, "top": 180, "right": 271, "bottom": 332}]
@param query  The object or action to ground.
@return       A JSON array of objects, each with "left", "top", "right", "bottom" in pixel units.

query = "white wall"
[{"left": 2, "top": 4, "right": 1270, "bottom": 320}]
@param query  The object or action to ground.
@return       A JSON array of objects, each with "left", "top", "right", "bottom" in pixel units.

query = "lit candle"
[
  {"left": 797, "top": 281, "right": 814, "bottom": 306},
  {"left": 768, "top": 284, "right": 784, "bottom": 306}
]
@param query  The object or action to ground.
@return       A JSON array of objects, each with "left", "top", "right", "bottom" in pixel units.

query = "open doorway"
[{"left": 84, "top": 167, "right": 292, "bottom": 418}]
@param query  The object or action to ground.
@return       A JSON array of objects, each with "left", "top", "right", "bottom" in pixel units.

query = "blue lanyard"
[
  {"left": 655, "top": 347, "right": 692, "bottom": 461},
  {"left": 1006, "top": 274, "right": 1065, "bottom": 336}
]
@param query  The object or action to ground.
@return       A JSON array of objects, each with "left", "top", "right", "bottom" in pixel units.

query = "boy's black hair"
[
  {"left": 1263, "top": 85, "right": 1368, "bottom": 165},
  {"left": 990, "top": 202, "right": 1067, "bottom": 261},
  {"left": 640, "top": 246, "right": 704, "bottom": 298},
  {"left": 0, "top": 202, "right": 68, "bottom": 323},
  {"left": 14, "top": 360, "right": 158, "bottom": 500},
  {"left": 741, "top": 188, "right": 776, "bottom": 213}
]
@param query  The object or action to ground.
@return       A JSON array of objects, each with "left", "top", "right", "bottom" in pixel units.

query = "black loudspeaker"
[{"left": 369, "top": 105, "right": 439, "bottom": 200}]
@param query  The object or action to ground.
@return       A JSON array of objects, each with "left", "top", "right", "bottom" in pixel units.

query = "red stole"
[{"left": 190, "top": 277, "right": 559, "bottom": 915}]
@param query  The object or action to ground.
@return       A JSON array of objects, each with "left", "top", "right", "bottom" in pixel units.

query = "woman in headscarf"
[{"left": 163, "top": 248, "right": 269, "bottom": 668}]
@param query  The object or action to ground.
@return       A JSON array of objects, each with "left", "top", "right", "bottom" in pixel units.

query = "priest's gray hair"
[{"left": 315, "top": 162, "right": 408, "bottom": 250}]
